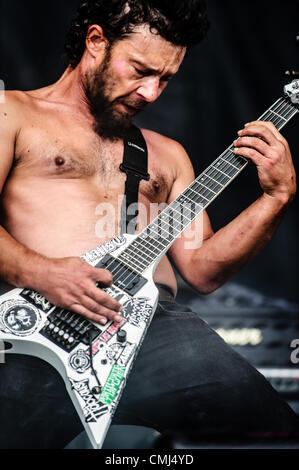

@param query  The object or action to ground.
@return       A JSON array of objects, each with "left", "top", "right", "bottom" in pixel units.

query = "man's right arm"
[{"left": 0, "top": 92, "right": 122, "bottom": 324}]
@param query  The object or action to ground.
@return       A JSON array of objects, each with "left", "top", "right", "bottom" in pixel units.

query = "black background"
[{"left": 0, "top": 0, "right": 298, "bottom": 303}]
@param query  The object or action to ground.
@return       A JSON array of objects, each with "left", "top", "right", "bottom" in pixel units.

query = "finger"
[
  {"left": 238, "top": 123, "right": 277, "bottom": 146},
  {"left": 234, "top": 136, "right": 269, "bottom": 157},
  {"left": 246, "top": 121, "right": 288, "bottom": 145},
  {"left": 85, "top": 283, "right": 122, "bottom": 312},
  {"left": 73, "top": 296, "right": 123, "bottom": 324},
  {"left": 81, "top": 295, "right": 123, "bottom": 322},
  {"left": 69, "top": 303, "right": 110, "bottom": 325},
  {"left": 234, "top": 145, "right": 263, "bottom": 166},
  {"left": 90, "top": 268, "right": 113, "bottom": 286}
]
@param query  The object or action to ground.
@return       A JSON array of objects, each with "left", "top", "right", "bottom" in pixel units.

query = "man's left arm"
[{"left": 167, "top": 121, "right": 297, "bottom": 294}]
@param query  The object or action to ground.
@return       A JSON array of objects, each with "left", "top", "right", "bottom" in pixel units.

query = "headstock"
[{"left": 284, "top": 72, "right": 299, "bottom": 106}]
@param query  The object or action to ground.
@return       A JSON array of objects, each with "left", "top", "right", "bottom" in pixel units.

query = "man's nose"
[{"left": 136, "top": 77, "right": 161, "bottom": 103}]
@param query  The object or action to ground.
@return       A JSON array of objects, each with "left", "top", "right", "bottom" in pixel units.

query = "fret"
[
  {"left": 140, "top": 233, "right": 167, "bottom": 252},
  {"left": 130, "top": 238, "right": 160, "bottom": 256},
  {"left": 210, "top": 165, "right": 233, "bottom": 182},
  {"left": 123, "top": 244, "right": 153, "bottom": 265},
  {"left": 220, "top": 157, "right": 239, "bottom": 170},
  {"left": 206, "top": 164, "right": 231, "bottom": 181},
  {"left": 268, "top": 109, "right": 287, "bottom": 122},
  {"left": 179, "top": 192, "right": 208, "bottom": 208},
  {"left": 148, "top": 220, "right": 178, "bottom": 242},
  {"left": 225, "top": 150, "right": 248, "bottom": 167},
  {"left": 160, "top": 209, "right": 186, "bottom": 229},
  {"left": 189, "top": 182, "right": 217, "bottom": 197},
  {"left": 119, "top": 250, "right": 148, "bottom": 272},
  {"left": 116, "top": 96, "right": 297, "bottom": 275},
  {"left": 219, "top": 156, "right": 240, "bottom": 171},
  {"left": 221, "top": 147, "right": 247, "bottom": 167},
  {"left": 176, "top": 194, "right": 202, "bottom": 210},
  {"left": 198, "top": 173, "right": 224, "bottom": 191},
  {"left": 115, "top": 256, "right": 144, "bottom": 275},
  {"left": 187, "top": 182, "right": 217, "bottom": 199},
  {"left": 274, "top": 100, "right": 295, "bottom": 119},
  {"left": 176, "top": 192, "right": 201, "bottom": 206},
  {"left": 168, "top": 203, "right": 198, "bottom": 221}
]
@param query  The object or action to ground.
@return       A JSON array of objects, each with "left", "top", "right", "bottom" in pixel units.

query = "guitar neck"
[{"left": 118, "top": 97, "right": 298, "bottom": 275}]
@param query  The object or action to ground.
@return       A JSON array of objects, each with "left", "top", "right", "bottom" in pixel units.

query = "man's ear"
[{"left": 86, "top": 25, "right": 109, "bottom": 58}]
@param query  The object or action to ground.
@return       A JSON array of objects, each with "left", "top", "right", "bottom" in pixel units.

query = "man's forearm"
[
  {"left": 0, "top": 226, "right": 48, "bottom": 290},
  {"left": 192, "top": 193, "right": 290, "bottom": 293}
]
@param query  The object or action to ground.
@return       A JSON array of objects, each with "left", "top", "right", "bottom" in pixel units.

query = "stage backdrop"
[{"left": 0, "top": 0, "right": 298, "bottom": 303}]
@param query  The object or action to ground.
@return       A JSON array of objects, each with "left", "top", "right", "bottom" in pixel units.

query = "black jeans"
[
  {"left": 0, "top": 291, "right": 298, "bottom": 449},
  {"left": 112, "top": 298, "right": 299, "bottom": 435}
]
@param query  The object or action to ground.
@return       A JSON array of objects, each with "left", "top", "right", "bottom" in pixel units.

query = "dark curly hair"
[{"left": 64, "top": 0, "right": 209, "bottom": 69}]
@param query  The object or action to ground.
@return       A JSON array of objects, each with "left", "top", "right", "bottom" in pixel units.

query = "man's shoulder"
[
  {"left": 141, "top": 128, "right": 190, "bottom": 161},
  {"left": 0, "top": 90, "right": 32, "bottom": 120},
  {"left": 2, "top": 90, "right": 31, "bottom": 106},
  {"left": 141, "top": 128, "right": 194, "bottom": 176},
  {"left": 0, "top": 91, "right": 30, "bottom": 138}
]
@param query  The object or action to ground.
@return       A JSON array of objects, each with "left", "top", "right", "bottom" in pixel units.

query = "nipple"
[
  {"left": 153, "top": 180, "right": 160, "bottom": 192},
  {"left": 55, "top": 156, "right": 65, "bottom": 167}
]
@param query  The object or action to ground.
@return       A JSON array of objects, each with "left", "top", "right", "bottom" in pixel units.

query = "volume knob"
[{"left": 117, "top": 329, "right": 127, "bottom": 343}]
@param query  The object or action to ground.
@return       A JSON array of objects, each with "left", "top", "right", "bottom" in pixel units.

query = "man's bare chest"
[{"left": 13, "top": 122, "right": 170, "bottom": 203}]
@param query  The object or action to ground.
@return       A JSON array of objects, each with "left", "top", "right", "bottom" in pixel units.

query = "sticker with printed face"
[
  {"left": 0, "top": 300, "right": 41, "bottom": 337},
  {"left": 69, "top": 349, "right": 91, "bottom": 374}
]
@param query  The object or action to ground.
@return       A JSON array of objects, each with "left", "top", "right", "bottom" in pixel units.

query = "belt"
[{"left": 156, "top": 283, "right": 176, "bottom": 302}]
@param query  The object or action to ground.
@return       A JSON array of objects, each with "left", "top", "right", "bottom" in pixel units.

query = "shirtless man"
[{"left": 0, "top": 0, "right": 298, "bottom": 448}]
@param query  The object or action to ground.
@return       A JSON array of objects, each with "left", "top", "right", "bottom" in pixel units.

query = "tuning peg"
[{"left": 285, "top": 70, "right": 299, "bottom": 78}]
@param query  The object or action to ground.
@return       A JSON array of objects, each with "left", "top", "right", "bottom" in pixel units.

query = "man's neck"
[{"left": 32, "top": 65, "right": 92, "bottom": 121}]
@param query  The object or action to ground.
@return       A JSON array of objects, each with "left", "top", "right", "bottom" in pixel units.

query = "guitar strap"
[{"left": 119, "top": 125, "right": 150, "bottom": 235}]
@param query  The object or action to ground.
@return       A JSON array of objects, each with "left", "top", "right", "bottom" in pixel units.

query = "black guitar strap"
[{"left": 119, "top": 125, "right": 150, "bottom": 235}]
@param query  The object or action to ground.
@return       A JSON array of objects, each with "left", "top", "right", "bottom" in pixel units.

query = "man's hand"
[
  {"left": 35, "top": 257, "right": 123, "bottom": 325},
  {"left": 234, "top": 121, "right": 297, "bottom": 205}
]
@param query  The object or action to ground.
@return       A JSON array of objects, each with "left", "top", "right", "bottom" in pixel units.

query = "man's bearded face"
[{"left": 83, "top": 48, "right": 147, "bottom": 141}]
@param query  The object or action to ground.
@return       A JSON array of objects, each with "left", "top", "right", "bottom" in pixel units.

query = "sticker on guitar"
[
  {"left": 70, "top": 378, "right": 109, "bottom": 423},
  {"left": 0, "top": 300, "right": 42, "bottom": 337},
  {"left": 122, "top": 297, "right": 153, "bottom": 327},
  {"left": 81, "top": 236, "right": 126, "bottom": 264}
]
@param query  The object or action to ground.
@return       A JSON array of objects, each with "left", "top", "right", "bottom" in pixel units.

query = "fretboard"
[{"left": 119, "top": 97, "right": 298, "bottom": 275}]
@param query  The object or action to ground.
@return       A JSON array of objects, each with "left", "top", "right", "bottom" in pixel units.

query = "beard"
[{"left": 82, "top": 52, "right": 147, "bottom": 141}]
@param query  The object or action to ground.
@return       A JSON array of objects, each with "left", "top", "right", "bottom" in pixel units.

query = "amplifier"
[{"left": 177, "top": 282, "right": 299, "bottom": 409}]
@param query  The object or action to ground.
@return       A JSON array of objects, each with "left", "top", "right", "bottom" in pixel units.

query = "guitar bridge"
[
  {"left": 96, "top": 255, "right": 147, "bottom": 296},
  {"left": 40, "top": 308, "right": 102, "bottom": 352}
]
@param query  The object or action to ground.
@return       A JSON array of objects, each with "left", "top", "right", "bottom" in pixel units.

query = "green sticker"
[{"left": 99, "top": 365, "right": 126, "bottom": 405}]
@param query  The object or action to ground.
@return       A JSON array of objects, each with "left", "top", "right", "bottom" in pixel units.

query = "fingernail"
[
  {"left": 100, "top": 319, "right": 107, "bottom": 325},
  {"left": 115, "top": 315, "right": 123, "bottom": 323}
]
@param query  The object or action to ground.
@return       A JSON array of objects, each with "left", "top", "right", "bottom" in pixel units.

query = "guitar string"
[
  {"left": 98, "top": 98, "right": 298, "bottom": 295},
  {"left": 118, "top": 97, "right": 296, "bottom": 273},
  {"left": 110, "top": 98, "right": 299, "bottom": 291},
  {"left": 108, "top": 98, "right": 293, "bottom": 277},
  {"left": 100, "top": 98, "right": 297, "bottom": 291},
  {"left": 121, "top": 100, "right": 298, "bottom": 288},
  {"left": 109, "top": 99, "right": 295, "bottom": 277}
]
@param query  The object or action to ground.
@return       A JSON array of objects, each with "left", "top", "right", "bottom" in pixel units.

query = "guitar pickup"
[{"left": 96, "top": 255, "right": 147, "bottom": 296}]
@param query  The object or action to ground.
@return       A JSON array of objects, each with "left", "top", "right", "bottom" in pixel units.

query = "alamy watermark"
[
  {"left": 95, "top": 196, "right": 204, "bottom": 250},
  {"left": 290, "top": 339, "right": 299, "bottom": 364}
]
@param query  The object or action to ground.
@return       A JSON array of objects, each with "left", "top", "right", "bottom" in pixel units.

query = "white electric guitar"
[{"left": 0, "top": 81, "right": 298, "bottom": 449}]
